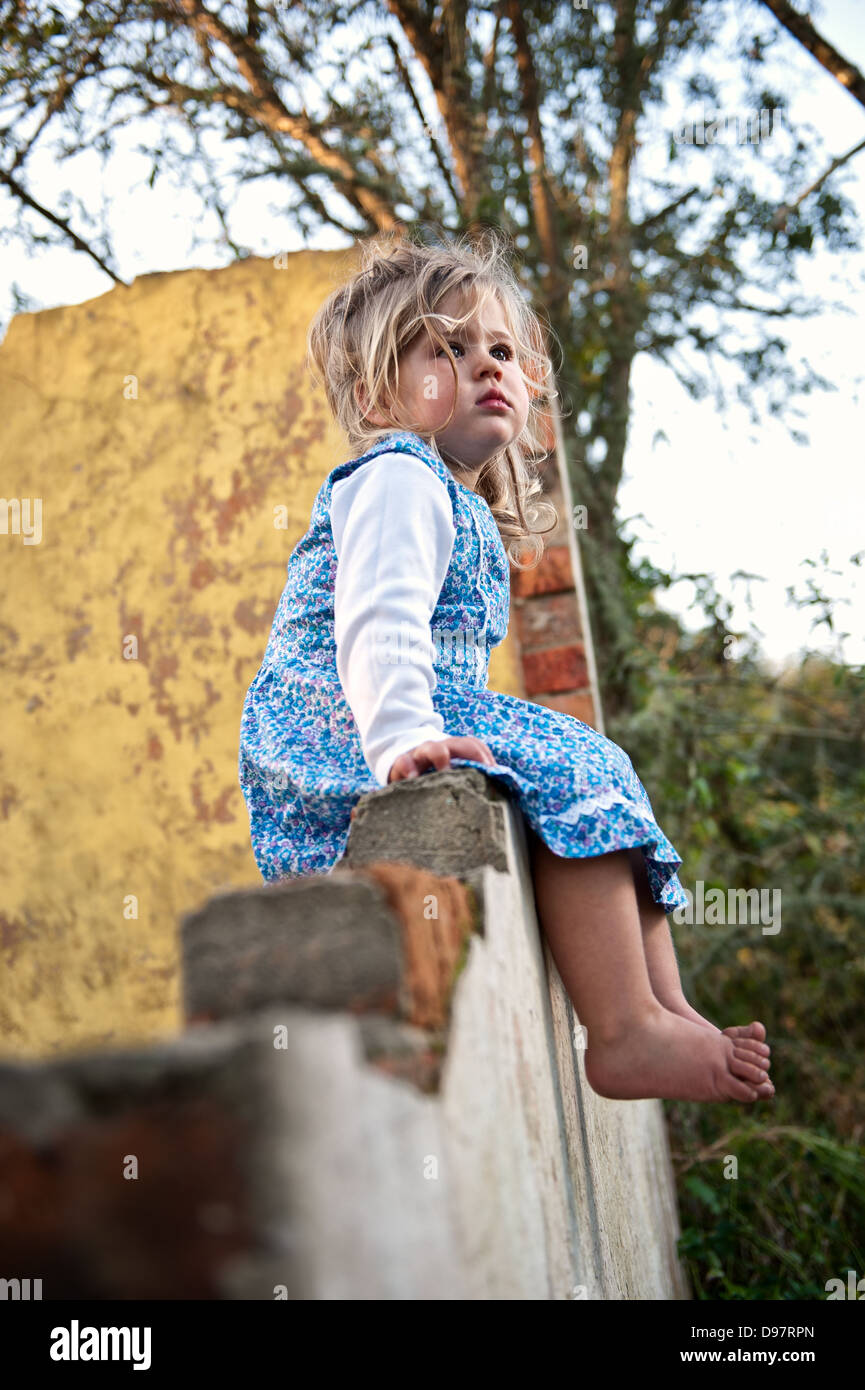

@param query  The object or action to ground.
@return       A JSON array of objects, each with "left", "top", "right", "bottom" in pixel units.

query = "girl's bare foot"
[
  {"left": 659, "top": 998, "right": 774, "bottom": 1096},
  {"left": 662, "top": 994, "right": 722, "bottom": 1032},
  {"left": 720, "top": 1023, "right": 774, "bottom": 1096},
  {"left": 583, "top": 1002, "right": 775, "bottom": 1103}
]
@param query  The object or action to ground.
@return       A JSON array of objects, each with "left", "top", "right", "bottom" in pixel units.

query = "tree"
[
  {"left": 1, "top": 0, "right": 862, "bottom": 713},
  {"left": 757, "top": 0, "right": 865, "bottom": 232}
]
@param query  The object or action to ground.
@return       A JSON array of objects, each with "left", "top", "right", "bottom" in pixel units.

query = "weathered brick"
[
  {"left": 512, "top": 545, "right": 573, "bottom": 597},
  {"left": 522, "top": 643, "right": 589, "bottom": 695},
  {"left": 355, "top": 862, "right": 476, "bottom": 1031},
  {"left": 513, "top": 591, "right": 584, "bottom": 650}
]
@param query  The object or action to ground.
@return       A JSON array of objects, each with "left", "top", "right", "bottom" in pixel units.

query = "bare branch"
[
  {"left": 759, "top": 0, "right": 865, "bottom": 228},
  {"left": 385, "top": 33, "right": 461, "bottom": 209},
  {"left": 505, "top": 0, "right": 565, "bottom": 295},
  {"left": 636, "top": 0, "right": 691, "bottom": 90},
  {"left": 759, "top": 0, "right": 865, "bottom": 109},
  {"left": 291, "top": 175, "right": 365, "bottom": 238},
  {"left": 143, "top": 70, "right": 396, "bottom": 230},
  {"left": 0, "top": 166, "right": 126, "bottom": 283},
  {"left": 635, "top": 184, "right": 701, "bottom": 232},
  {"left": 7, "top": 32, "right": 107, "bottom": 176},
  {"left": 152, "top": 0, "right": 400, "bottom": 230},
  {"left": 240, "top": 128, "right": 365, "bottom": 238},
  {"left": 773, "top": 135, "right": 865, "bottom": 230},
  {"left": 387, "top": 0, "right": 485, "bottom": 220}
]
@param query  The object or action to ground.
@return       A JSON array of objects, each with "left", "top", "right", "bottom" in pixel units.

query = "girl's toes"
[
  {"left": 730, "top": 1050, "right": 769, "bottom": 1086},
  {"left": 723, "top": 1022, "right": 767, "bottom": 1044},
  {"left": 728, "top": 1076, "right": 759, "bottom": 1103},
  {"left": 731, "top": 1035, "right": 770, "bottom": 1054}
]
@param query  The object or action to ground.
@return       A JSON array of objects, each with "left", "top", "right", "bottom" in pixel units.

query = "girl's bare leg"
[
  {"left": 626, "top": 849, "right": 773, "bottom": 1088},
  {"left": 528, "top": 831, "right": 774, "bottom": 1103}
]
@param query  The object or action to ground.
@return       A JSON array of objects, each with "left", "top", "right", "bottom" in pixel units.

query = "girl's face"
[{"left": 366, "top": 289, "right": 531, "bottom": 478}]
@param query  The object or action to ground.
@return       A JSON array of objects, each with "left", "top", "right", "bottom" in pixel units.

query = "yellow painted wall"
[{"left": 0, "top": 249, "right": 523, "bottom": 1060}]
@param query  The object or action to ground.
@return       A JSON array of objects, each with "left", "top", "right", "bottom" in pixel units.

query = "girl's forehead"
[{"left": 423, "top": 288, "right": 514, "bottom": 339}]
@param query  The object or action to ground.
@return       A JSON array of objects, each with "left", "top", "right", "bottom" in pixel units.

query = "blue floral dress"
[{"left": 238, "top": 430, "right": 689, "bottom": 910}]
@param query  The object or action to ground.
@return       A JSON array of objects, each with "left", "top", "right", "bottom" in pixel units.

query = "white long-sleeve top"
[{"left": 330, "top": 451, "right": 458, "bottom": 786}]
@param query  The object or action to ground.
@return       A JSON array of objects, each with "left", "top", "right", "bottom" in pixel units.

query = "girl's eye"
[{"left": 436, "top": 342, "right": 513, "bottom": 360}]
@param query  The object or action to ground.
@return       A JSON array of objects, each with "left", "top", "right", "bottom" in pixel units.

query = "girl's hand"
[{"left": 387, "top": 736, "right": 497, "bottom": 783}]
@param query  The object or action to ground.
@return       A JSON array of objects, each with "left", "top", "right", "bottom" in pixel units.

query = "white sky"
[
  {"left": 1, "top": 0, "right": 863, "bottom": 670},
  {"left": 620, "top": 0, "right": 865, "bottom": 671}
]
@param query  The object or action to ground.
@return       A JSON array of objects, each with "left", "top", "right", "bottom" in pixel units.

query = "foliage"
[{"left": 609, "top": 557, "right": 865, "bottom": 1300}]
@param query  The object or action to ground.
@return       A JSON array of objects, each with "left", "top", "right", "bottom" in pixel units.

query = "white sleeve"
[{"left": 330, "top": 452, "right": 457, "bottom": 787}]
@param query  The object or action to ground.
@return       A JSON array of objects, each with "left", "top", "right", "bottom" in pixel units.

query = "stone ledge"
[
  {"left": 181, "top": 857, "right": 480, "bottom": 1039},
  {"left": 345, "top": 766, "right": 511, "bottom": 875}
]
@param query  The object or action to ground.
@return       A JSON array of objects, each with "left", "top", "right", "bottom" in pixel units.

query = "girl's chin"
[{"left": 440, "top": 414, "right": 519, "bottom": 446}]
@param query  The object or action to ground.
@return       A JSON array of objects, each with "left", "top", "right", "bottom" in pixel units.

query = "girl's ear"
[{"left": 355, "top": 378, "right": 391, "bottom": 428}]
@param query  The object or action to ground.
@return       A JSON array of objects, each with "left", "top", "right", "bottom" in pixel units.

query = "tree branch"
[
  {"left": 635, "top": 184, "right": 701, "bottom": 232},
  {"left": 153, "top": 0, "right": 400, "bottom": 230},
  {"left": 505, "top": 0, "right": 565, "bottom": 297},
  {"left": 384, "top": 0, "right": 445, "bottom": 85},
  {"left": 385, "top": 33, "right": 461, "bottom": 209},
  {"left": 759, "top": 0, "right": 865, "bottom": 109},
  {"left": 635, "top": 0, "right": 691, "bottom": 91},
  {"left": 241, "top": 129, "right": 366, "bottom": 238},
  {"left": 772, "top": 135, "right": 865, "bottom": 230},
  {"left": 387, "top": 0, "right": 486, "bottom": 221},
  {"left": 144, "top": 70, "right": 397, "bottom": 228},
  {"left": 0, "top": 166, "right": 125, "bottom": 284},
  {"left": 7, "top": 31, "right": 107, "bottom": 176}
]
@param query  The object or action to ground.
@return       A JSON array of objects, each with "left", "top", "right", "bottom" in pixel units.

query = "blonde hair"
[{"left": 305, "top": 226, "right": 559, "bottom": 567}]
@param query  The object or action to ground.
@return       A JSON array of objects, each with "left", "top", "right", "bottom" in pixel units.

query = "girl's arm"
[{"left": 331, "top": 452, "right": 456, "bottom": 786}]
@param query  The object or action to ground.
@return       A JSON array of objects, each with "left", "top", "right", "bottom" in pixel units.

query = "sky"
[
  {"left": 1, "top": 0, "right": 863, "bottom": 672},
  {"left": 619, "top": 1, "right": 865, "bottom": 672}
]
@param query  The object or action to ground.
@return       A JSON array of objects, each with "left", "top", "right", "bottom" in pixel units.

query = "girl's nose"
[{"left": 476, "top": 355, "right": 502, "bottom": 376}]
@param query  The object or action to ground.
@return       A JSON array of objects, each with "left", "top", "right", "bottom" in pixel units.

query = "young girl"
[{"left": 238, "top": 230, "right": 774, "bottom": 1106}]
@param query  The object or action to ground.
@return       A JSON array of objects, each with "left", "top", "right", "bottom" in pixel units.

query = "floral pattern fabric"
[{"left": 238, "top": 429, "right": 689, "bottom": 910}]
